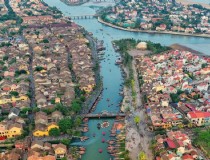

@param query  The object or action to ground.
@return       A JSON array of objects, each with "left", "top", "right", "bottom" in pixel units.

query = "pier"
[{"left": 81, "top": 113, "right": 126, "bottom": 119}]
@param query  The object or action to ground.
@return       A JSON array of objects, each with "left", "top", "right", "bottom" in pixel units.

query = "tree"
[
  {"left": 134, "top": 116, "right": 140, "bottom": 124},
  {"left": 35, "top": 66, "right": 44, "bottom": 72},
  {"left": 74, "top": 117, "right": 82, "bottom": 128},
  {"left": 49, "top": 128, "right": 60, "bottom": 136},
  {"left": 139, "top": 151, "right": 147, "bottom": 160},
  {"left": 177, "top": 124, "right": 184, "bottom": 129},
  {"left": 9, "top": 91, "right": 19, "bottom": 97},
  {"left": 42, "top": 39, "right": 49, "bottom": 43},
  {"left": 202, "top": 63, "right": 208, "bottom": 68},
  {"left": 3, "top": 55, "right": 9, "bottom": 61},
  {"left": 170, "top": 93, "right": 180, "bottom": 103},
  {"left": 61, "top": 138, "right": 71, "bottom": 146},
  {"left": 58, "top": 118, "right": 73, "bottom": 133},
  {"left": 71, "top": 100, "right": 82, "bottom": 114}
]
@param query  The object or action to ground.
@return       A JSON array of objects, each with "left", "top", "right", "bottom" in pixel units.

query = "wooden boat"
[
  {"left": 110, "top": 133, "right": 116, "bottom": 137},
  {"left": 79, "top": 147, "right": 86, "bottom": 151},
  {"left": 83, "top": 127, "right": 88, "bottom": 132},
  {"left": 107, "top": 140, "right": 115, "bottom": 144},
  {"left": 80, "top": 136, "right": 89, "bottom": 141},
  {"left": 79, "top": 151, "right": 85, "bottom": 155}
]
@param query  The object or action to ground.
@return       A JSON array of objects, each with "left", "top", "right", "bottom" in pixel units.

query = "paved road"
[{"left": 131, "top": 59, "right": 153, "bottom": 160}]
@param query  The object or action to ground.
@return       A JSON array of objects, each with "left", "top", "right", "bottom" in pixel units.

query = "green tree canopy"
[
  {"left": 49, "top": 128, "right": 60, "bottom": 137},
  {"left": 58, "top": 118, "right": 73, "bottom": 133}
]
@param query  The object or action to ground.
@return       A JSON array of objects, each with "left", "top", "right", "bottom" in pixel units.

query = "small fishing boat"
[
  {"left": 98, "top": 148, "right": 103, "bottom": 153},
  {"left": 97, "top": 123, "right": 101, "bottom": 129},
  {"left": 80, "top": 136, "right": 89, "bottom": 141},
  {"left": 110, "top": 133, "right": 116, "bottom": 137},
  {"left": 79, "top": 151, "right": 85, "bottom": 155},
  {"left": 83, "top": 127, "right": 88, "bottom": 132},
  {"left": 79, "top": 147, "right": 86, "bottom": 151},
  {"left": 107, "top": 140, "right": 115, "bottom": 145},
  {"left": 101, "top": 121, "right": 109, "bottom": 128}
]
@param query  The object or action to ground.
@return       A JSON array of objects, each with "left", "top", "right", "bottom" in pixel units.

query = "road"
[{"left": 129, "top": 59, "right": 153, "bottom": 160}]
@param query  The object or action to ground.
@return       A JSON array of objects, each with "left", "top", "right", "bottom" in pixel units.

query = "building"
[
  {"left": 136, "top": 42, "right": 147, "bottom": 50},
  {"left": 54, "top": 143, "right": 67, "bottom": 158},
  {"left": 33, "top": 123, "right": 59, "bottom": 137},
  {"left": 187, "top": 111, "right": 210, "bottom": 126},
  {"left": 0, "top": 122, "right": 23, "bottom": 138}
]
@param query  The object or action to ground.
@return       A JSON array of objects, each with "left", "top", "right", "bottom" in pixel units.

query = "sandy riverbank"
[
  {"left": 170, "top": 43, "right": 210, "bottom": 57},
  {"left": 176, "top": 0, "right": 210, "bottom": 9},
  {"left": 98, "top": 18, "right": 210, "bottom": 38}
]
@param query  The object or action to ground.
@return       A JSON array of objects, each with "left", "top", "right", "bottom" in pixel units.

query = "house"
[
  {"left": 54, "top": 143, "right": 67, "bottom": 158},
  {"left": 31, "top": 141, "right": 43, "bottom": 150},
  {"left": 197, "top": 82, "right": 208, "bottom": 92},
  {"left": 27, "top": 155, "right": 56, "bottom": 160},
  {"left": 35, "top": 111, "right": 48, "bottom": 124},
  {"left": 15, "top": 136, "right": 31, "bottom": 150},
  {"left": 0, "top": 122, "right": 23, "bottom": 139},
  {"left": 51, "top": 111, "right": 63, "bottom": 122},
  {"left": 7, "top": 151, "right": 21, "bottom": 160},
  {"left": 33, "top": 123, "right": 59, "bottom": 137},
  {"left": 8, "top": 107, "right": 20, "bottom": 119},
  {"left": 187, "top": 111, "right": 210, "bottom": 126},
  {"left": 7, "top": 123, "right": 23, "bottom": 138}
]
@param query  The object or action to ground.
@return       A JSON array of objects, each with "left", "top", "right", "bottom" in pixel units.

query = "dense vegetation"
[
  {"left": 113, "top": 38, "right": 171, "bottom": 55},
  {"left": 193, "top": 129, "right": 210, "bottom": 157}
]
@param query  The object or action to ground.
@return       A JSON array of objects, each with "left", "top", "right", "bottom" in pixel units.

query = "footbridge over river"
[
  {"left": 70, "top": 14, "right": 98, "bottom": 20},
  {"left": 81, "top": 111, "right": 126, "bottom": 119}
]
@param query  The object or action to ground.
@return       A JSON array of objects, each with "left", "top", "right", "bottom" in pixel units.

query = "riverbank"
[
  {"left": 176, "top": 0, "right": 210, "bottom": 9},
  {"left": 170, "top": 43, "right": 210, "bottom": 57},
  {"left": 81, "top": 31, "right": 103, "bottom": 114},
  {"left": 60, "top": 0, "right": 88, "bottom": 6},
  {"left": 98, "top": 17, "right": 210, "bottom": 38}
]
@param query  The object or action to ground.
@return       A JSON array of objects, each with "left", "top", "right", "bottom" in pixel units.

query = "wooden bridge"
[
  {"left": 70, "top": 14, "right": 98, "bottom": 20},
  {"left": 81, "top": 112, "right": 126, "bottom": 118}
]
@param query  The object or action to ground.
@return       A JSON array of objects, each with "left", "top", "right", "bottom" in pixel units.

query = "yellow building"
[
  {"left": 0, "top": 122, "right": 22, "bottom": 138},
  {"left": 55, "top": 97, "right": 61, "bottom": 103},
  {"left": 33, "top": 123, "right": 59, "bottom": 137},
  {"left": 153, "top": 85, "right": 165, "bottom": 92},
  {"left": 82, "top": 84, "right": 95, "bottom": 93},
  {"left": 0, "top": 95, "right": 29, "bottom": 105}
]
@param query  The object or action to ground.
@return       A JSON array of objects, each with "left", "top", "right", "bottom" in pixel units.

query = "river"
[{"left": 43, "top": 0, "right": 210, "bottom": 159}]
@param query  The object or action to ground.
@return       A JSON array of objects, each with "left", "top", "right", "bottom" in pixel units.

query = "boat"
[
  {"left": 80, "top": 136, "right": 89, "bottom": 141},
  {"left": 79, "top": 151, "right": 85, "bottom": 154},
  {"left": 79, "top": 147, "right": 86, "bottom": 151},
  {"left": 97, "top": 123, "right": 101, "bottom": 129},
  {"left": 107, "top": 140, "right": 115, "bottom": 144},
  {"left": 98, "top": 51, "right": 105, "bottom": 55},
  {"left": 83, "top": 127, "right": 88, "bottom": 132},
  {"left": 110, "top": 133, "right": 116, "bottom": 137},
  {"left": 101, "top": 121, "right": 109, "bottom": 128}
]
